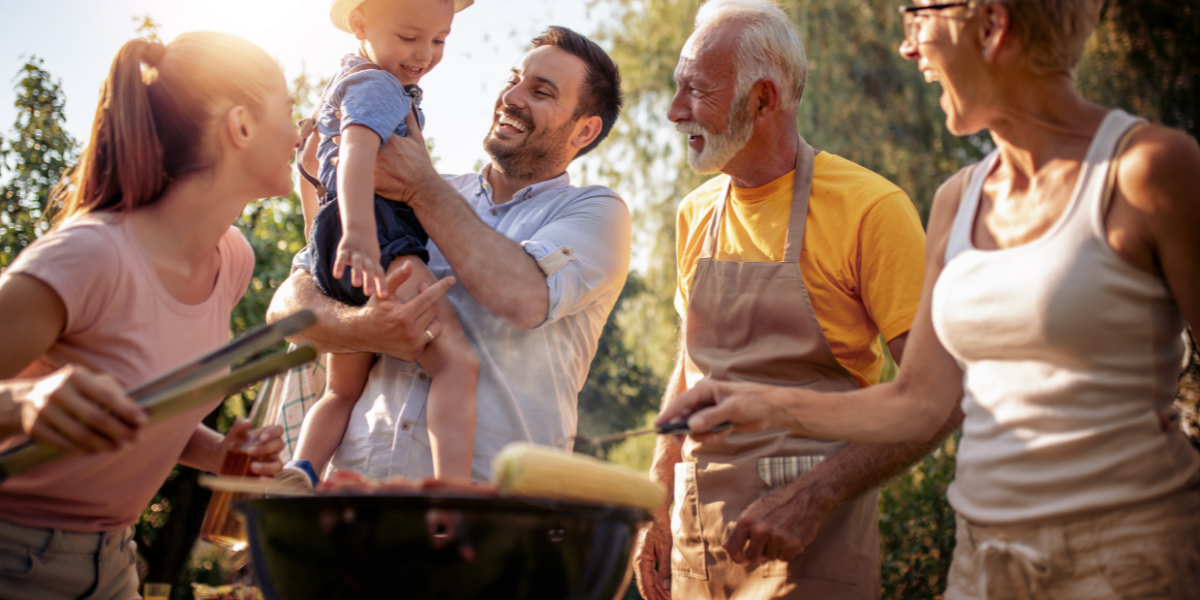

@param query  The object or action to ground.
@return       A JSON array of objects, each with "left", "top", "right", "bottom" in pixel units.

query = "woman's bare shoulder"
[
  {"left": 925, "top": 165, "right": 974, "bottom": 267},
  {"left": 930, "top": 166, "right": 972, "bottom": 220},
  {"left": 1117, "top": 124, "right": 1200, "bottom": 212}
]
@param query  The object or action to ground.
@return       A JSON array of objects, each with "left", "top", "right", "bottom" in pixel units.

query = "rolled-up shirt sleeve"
[
  {"left": 519, "top": 188, "right": 631, "bottom": 327},
  {"left": 291, "top": 245, "right": 314, "bottom": 274}
]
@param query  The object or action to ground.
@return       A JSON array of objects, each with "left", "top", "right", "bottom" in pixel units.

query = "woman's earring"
[{"left": 982, "top": 48, "right": 990, "bottom": 60}]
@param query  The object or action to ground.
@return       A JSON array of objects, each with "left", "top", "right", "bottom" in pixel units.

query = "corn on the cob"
[{"left": 491, "top": 442, "right": 666, "bottom": 512}]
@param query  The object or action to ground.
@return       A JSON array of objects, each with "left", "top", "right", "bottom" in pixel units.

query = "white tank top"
[{"left": 933, "top": 110, "right": 1200, "bottom": 524}]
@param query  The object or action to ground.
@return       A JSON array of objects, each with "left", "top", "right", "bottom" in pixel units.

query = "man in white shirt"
[{"left": 268, "top": 26, "right": 630, "bottom": 480}]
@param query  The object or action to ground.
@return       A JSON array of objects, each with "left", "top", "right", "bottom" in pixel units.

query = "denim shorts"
[
  {"left": 0, "top": 518, "right": 138, "bottom": 600},
  {"left": 309, "top": 194, "right": 429, "bottom": 307}
]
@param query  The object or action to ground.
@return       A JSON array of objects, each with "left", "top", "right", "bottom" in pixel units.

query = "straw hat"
[{"left": 330, "top": 0, "right": 474, "bottom": 33}]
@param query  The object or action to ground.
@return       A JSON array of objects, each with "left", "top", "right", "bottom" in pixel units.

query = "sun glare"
[{"left": 175, "top": 0, "right": 332, "bottom": 58}]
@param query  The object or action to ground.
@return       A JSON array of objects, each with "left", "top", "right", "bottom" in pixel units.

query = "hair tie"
[{"left": 143, "top": 41, "right": 166, "bottom": 67}]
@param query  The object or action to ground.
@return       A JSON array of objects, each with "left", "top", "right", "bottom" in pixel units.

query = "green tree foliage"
[
  {"left": 877, "top": 435, "right": 958, "bottom": 599},
  {"left": 591, "top": 0, "right": 704, "bottom": 387},
  {"left": 576, "top": 272, "right": 663, "bottom": 460},
  {"left": 1077, "top": 1, "right": 1199, "bottom": 138},
  {"left": 0, "top": 57, "right": 77, "bottom": 266},
  {"left": 133, "top": 15, "right": 163, "bottom": 44}
]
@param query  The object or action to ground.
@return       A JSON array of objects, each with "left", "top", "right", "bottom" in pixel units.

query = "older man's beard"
[
  {"left": 676, "top": 89, "right": 754, "bottom": 174},
  {"left": 484, "top": 108, "right": 575, "bottom": 181}
]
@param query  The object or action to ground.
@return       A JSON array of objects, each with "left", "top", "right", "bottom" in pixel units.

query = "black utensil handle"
[
  {"left": 656, "top": 421, "right": 691, "bottom": 434},
  {"left": 655, "top": 421, "right": 733, "bottom": 435}
]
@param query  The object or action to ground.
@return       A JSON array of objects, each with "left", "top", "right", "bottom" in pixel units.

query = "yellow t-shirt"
[{"left": 676, "top": 152, "right": 926, "bottom": 388}]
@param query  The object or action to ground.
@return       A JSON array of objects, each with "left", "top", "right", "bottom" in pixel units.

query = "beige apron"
[{"left": 671, "top": 137, "right": 881, "bottom": 599}]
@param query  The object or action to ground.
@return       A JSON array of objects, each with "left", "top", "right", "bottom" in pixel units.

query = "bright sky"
[{"left": 0, "top": 0, "right": 612, "bottom": 177}]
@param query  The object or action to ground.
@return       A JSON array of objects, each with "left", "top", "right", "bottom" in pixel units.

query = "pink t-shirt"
[{"left": 0, "top": 212, "right": 253, "bottom": 532}]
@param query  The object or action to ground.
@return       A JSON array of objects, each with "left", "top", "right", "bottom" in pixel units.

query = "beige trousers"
[
  {"left": 945, "top": 489, "right": 1200, "bottom": 600},
  {"left": 0, "top": 518, "right": 139, "bottom": 600}
]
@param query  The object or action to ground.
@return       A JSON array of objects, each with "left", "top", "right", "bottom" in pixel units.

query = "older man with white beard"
[{"left": 632, "top": 1, "right": 960, "bottom": 599}]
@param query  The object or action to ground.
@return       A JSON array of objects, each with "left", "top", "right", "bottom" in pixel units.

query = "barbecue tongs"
[
  {"left": 570, "top": 420, "right": 734, "bottom": 447},
  {"left": 0, "top": 310, "right": 319, "bottom": 483}
]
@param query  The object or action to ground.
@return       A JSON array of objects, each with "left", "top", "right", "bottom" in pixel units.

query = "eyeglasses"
[{"left": 898, "top": 2, "right": 970, "bottom": 44}]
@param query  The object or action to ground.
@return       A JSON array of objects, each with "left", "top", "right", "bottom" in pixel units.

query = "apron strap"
[
  {"left": 782, "top": 135, "right": 815, "bottom": 265},
  {"left": 698, "top": 132, "right": 816, "bottom": 263}
]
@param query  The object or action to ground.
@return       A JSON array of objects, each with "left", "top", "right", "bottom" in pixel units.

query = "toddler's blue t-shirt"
[{"left": 315, "top": 54, "right": 425, "bottom": 197}]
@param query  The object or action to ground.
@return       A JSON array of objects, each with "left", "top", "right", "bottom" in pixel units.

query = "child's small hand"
[{"left": 333, "top": 236, "right": 387, "bottom": 298}]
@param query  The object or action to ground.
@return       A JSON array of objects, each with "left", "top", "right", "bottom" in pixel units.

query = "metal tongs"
[
  {"left": 0, "top": 310, "right": 319, "bottom": 483},
  {"left": 570, "top": 420, "right": 733, "bottom": 447}
]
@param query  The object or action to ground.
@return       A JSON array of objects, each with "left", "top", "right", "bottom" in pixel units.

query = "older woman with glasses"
[{"left": 659, "top": 0, "right": 1200, "bottom": 597}]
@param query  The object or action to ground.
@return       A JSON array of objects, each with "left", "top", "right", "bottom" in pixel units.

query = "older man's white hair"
[{"left": 695, "top": 0, "right": 807, "bottom": 112}]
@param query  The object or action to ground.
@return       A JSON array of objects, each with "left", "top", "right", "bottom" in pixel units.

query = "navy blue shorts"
[{"left": 309, "top": 194, "right": 429, "bottom": 307}]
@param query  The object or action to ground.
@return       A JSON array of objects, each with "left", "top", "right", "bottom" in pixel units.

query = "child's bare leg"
[
  {"left": 291, "top": 351, "right": 374, "bottom": 475},
  {"left": 389, "top": 256, "right": 479, "bottom": 482}
]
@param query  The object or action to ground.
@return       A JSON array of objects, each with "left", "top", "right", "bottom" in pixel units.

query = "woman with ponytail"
[{"left": 0, "top": 32, "right": 299, "bottom": 599}]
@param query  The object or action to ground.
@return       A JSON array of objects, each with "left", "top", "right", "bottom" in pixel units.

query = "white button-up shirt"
[{"left": 299, "top": 169, "right": 631, "bottom": 481}]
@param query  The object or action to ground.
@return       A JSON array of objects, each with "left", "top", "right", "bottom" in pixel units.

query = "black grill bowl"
[{"left": 237, "top": 493, "right": 644, "bottom": 600}]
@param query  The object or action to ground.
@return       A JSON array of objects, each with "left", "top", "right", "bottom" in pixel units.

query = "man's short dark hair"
[{"left": 530, "top": 26, "right": 623, "bottom": 158}]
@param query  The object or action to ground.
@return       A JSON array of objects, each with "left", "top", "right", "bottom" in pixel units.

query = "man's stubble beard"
[
  {"left": 679, "top": 87, "right": 754, "bottom": 174},
  {"left": 484, "top": 109, "right": 575, "bottom": 181}
]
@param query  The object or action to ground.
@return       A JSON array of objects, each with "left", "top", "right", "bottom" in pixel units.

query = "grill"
[{"left": 238, "top": 492, "right": 644, "bottom": 600}]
